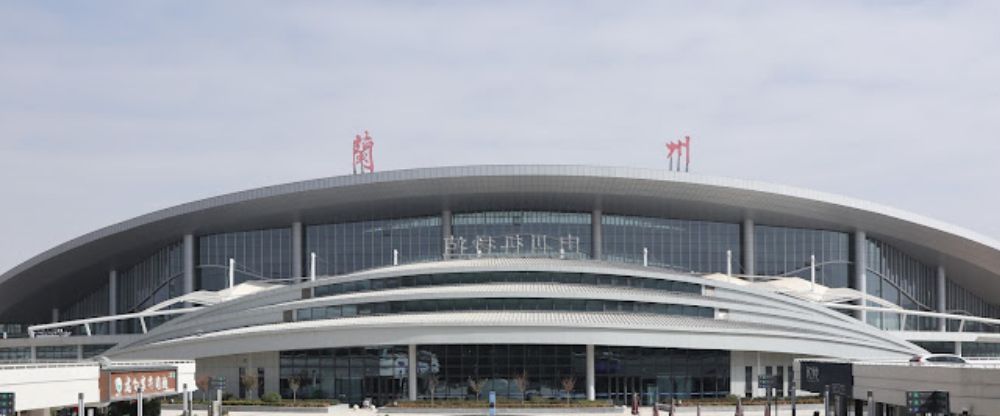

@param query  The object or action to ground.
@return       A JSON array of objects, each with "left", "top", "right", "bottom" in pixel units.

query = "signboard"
[
  {"left": 0, "top": 392, "right": 14, "bottom": 416},
  {"left": 444, "top": 234, "right": 583, "bottom": 259},
  {"left": 799, "top": 361, "right": 852, "bottom": 394},
  {"left": 211, "top": 376, "right": 227, "bottom": 390},
  {"left": 906, "top": 391, "right": 949, "bottom": 414},
  {"left": 99, "top": 369, "right": 177, "bottom": 402},
  {"left": 488, "top": 391, "right": 496, "bottom": 416},
  {"left": 758, "top": 375, "right": 775, "bottom": 389}
]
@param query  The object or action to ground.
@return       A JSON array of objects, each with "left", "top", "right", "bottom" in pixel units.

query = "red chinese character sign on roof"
[
  {"left": 665, "top": 136, "right": 691, "bottom": 172},
  {"left": 352, "top": 130, "right": 375, "bottom": 174}
]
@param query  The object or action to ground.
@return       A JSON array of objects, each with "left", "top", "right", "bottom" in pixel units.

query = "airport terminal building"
[{"left": 2, "top": 165, "right": 1000, "bottom": 406}]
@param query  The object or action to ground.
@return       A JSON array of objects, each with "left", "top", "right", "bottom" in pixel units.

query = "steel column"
[
  {"left": 586, "top": 344, "right": 596, "bottom": 401},
  {"left": 408, "top": 344, "right": 418, "bottom": 401},
  {"left": 442, "top": 210, "right": 452, "bottom": 259},
  {"left": 591, "top": 209, "right": 602, "bottom": 260},
  {"left": 108, "top": 269, "right": 117, "bottom": 335},
  {"left": 854, "top": 231, "right": 868, "bottom": 323},
  {"left": 742, "top": 219, "right": 755, "bottom": 275},
  {"left": 183, "top": 234, "right": 195, "bottom": 295},
  {"left": 292, "top": 222, "right": 304, "bottom": 279},
  {"left": 937, "top": 266, "right": 947, "bottom": 332}
]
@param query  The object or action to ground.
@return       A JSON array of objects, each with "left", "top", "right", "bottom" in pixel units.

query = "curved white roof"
[{"left": 2, "top": 165, "right": 999, "bottom": 321}]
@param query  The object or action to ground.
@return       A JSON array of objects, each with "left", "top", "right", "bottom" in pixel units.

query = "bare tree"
[
  {"left": 513, "top": 371, "right": 529, "bottom": 405},
  {"left": 240, "top": 372, "right": 259, "bottom": 401},
  {"left": 195, "top": 375, "right": 211, "bottom": 402},
  {"left": 287, "top": 374, "right": 302, "bottom": 403},
  {"left": 424, "top": 373, "right": 439, "bottom": 404},
  {"left": 467, "top": 377, "right": 487, "bottom": 401},
  {"left": 561, "top": 376, "right": 577, "bottom": 407}
]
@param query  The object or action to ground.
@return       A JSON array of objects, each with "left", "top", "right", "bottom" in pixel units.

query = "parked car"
[{"left": 909, "top": 354, "right": 968, "bottom": 364}]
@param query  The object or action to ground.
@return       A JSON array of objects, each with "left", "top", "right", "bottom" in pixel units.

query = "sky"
[{"left": 1, "top": 1, "right": 999, "bottom": 273}]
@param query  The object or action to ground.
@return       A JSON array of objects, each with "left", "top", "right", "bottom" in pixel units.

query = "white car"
[{"left": 909, "top": 354, "right": 968, "bottom": 364}]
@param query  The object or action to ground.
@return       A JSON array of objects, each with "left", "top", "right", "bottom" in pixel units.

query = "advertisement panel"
[{"left": 99, "top": 369, "right": 177, "bottom": 402}]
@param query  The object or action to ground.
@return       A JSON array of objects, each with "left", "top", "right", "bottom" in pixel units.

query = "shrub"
[{"left": 261, "top": 392, "right": 282, "bottom": 403}]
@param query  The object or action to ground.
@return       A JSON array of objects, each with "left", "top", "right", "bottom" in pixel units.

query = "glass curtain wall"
[
  {"left": 865, "top": 238, "right": 938, "bottom": 331},
  {"left": 947, "top": 280, "right": 1000, "bottom": 333},
  {"left": 198, "top": 228, "right": 293, "bottom": 291},
  {"left": 417, "top": 345, "right": 586, "bottom": 402},
  {"left": 602, "top": 215, "right": 740, "bottom": 273},
  {"left": 450, "top": 212, "right": 591, "bottom": 259},
  {"left": 754, "top": 226, "right": 850, "bottom": 287},
  {"left": 306, "top": 217, "right": 442, "bottom": 276},
  {"left": 279, "top": 346, "right": 410, "bottom": 405},
  {"left": 62, "top": 281, "right": 110, "bottom": 335},
  {"left": 595, "top": 347, "right": 729, "bottom": 404},
  {"left": 118, "top": 242, "right": 184, "bottom": 333}
]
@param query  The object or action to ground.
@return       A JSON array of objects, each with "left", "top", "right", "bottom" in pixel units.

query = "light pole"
[{"left": 137, "top": 386, "right": 144, "bottom": 416}]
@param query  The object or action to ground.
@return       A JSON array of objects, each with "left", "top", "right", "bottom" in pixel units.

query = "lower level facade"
[{"left": 202, "top": 344, "right": 782, "bottom": 406}]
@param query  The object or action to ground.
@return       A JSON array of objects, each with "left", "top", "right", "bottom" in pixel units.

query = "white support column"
[
  {"left": 853, "top": 231, "right": 868, "bottom": 323},
  {"left": 108, "top": 269, "right": 117, "bottom": 335},
  {"left": 51, "top": 307, "right": 59, "bottom": 323},
  {"left": 228, "top": 258, "right": 236, "bottom": 288},
  {"left": 408, "top": 344, "right": 418, "bottom": 401},
  {"left": 955, "top": 341, "right": 963, "bottom": 356},
  {"left": 183, "top": 234, "right": 195, "bottom": 295},
  {"left": 937, "top": 266, "right": 947, "bottom": 332},
  {"left": 310, "top": 253, "right": 317, "bottom": 281},
  {"left": 441, "top": 210, "right": 452, "bottom": 259},
  {"left": 591, "top": 209, "right": 602, "bottom": 260},
  {"left": 586, "top": 345, "right": 596, "bottom": 401},
  {"left": 742, "top": 219, "right": 755, "bottom": 275},
  {"left": 292, "top": 222, "right": 304, "bottom": 280},
  {"left": 77, "top": 345, "right": 84, "bottom": 360}
]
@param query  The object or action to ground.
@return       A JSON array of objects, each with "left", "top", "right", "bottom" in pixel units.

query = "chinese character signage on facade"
[
  {"left": 352, "top": 130, "right": 375, "bottom": 174},
  {"left": 99, "top": 369, "right": 177, "bottom": 402},
  {"left": 665, "top": 136, "right": 691, "bottom": 172},
  {"left": 445, "top": 234, "right": 582, "bottom": 259}
]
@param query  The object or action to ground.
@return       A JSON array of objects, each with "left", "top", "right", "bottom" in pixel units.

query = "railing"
[
  {"left": 27, "top": 307, "right": 201, "bottom": 338},
  {"left": 825, "top": 303, "right": 1000, "bottom": 332}
]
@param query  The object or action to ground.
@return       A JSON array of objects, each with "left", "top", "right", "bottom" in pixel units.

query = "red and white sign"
[
  {"left": 99, "top": 369, "right": 177, "bottom": 402},
  {"left": 352, "top": 130, "right": 375, "bottom": 174}
]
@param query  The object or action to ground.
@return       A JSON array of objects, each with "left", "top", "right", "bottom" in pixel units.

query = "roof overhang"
[{"left": 3, "top": 165, "right": 999, "bottom": 321}]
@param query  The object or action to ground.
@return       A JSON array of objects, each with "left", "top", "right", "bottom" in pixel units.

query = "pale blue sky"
[{"left": 2, "top": 1, "right": 1000, "bottom": 273}]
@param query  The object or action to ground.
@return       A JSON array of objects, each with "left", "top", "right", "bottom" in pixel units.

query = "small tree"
[
  {"left": 513, "top": 370, "right": 529, "bottom": 405},
  {"left": 424, "top": 373, "right": 439, "bottom": 404},
  {"left": 287, "top": 374, "right": 302, "bottom": 403},
  {"left": 560, "top": 376, "right": 577, "bottom": 407},
  {"left": 240, "top": 372, "right": 259, "bottom": 401},
  {"left": 467, "top": 377, "right": 487, "bottom": 401},
  {"left": 195, "top": 375, "right": 211, "bottom": 402}
]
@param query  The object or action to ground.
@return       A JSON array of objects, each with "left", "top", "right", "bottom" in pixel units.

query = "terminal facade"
[{"left": 1, "top": 165, "right": 999, "bottom": 406}]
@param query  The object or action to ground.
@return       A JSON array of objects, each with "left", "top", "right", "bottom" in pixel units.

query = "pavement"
[{"left": 163, "top": 403, "right": 826, "bottom": 416}]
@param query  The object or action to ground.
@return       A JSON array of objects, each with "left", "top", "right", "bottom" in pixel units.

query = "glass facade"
[
  {"left": 279, "top": 345, "right": 728, "bottom": 406},
  {"left": 595, "top": 346, "right": 729, "bottom": 404},
  {"left": 451, "top": 212, "right": 590, "bottom": 259},
  {"left": 754, "top": 226, "right": 850, "bottom": 288},
  {"left": 946, "top": 280, "right": 1000, "bottom": 333},
  {"left": 36, "top": 346, "right": 77, "bottom": 360},
  {"left": 280, "top": 346, "right": 410, "bottom": 404},
  {"left": 602, "top": 215, "right": 740, "bottom": 273},
  {"left": 417, "top": 345, "right": 586, "bottom": 401},
  {"left": 961, "top": 342, "right": 1000, "bottom": 357},
  {"left": 118, "top": 242, "right": 184, "bottom": 333},
  {"left": 315, "top": 271, "right": 701, "bottom": 298},
  {"left": 62, "top": 281, "right": 110, "bottom": 335},
  {"left": 0, "top": 347, "right": 30, "bottom": 361},
  {"left": 295, "top": 298, "right": 714, "bottom": 322},
  {"left": 865, "top": 238, "right": 938, "bottom": 331},
  {"left": 306, "top": 217, "right": 442, "bottom": 276},
  {"left": 199, "top": 228, "right": 294, "bottom": 291}
]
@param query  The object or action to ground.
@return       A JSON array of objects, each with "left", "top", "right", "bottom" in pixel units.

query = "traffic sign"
[
  {"left": 0, "top": 392, "right": 15, "bottom": 416},
  {"left": 906, "top": 391, "right": 949, "bottom": 414},
  {"left": 211, "top": 376, "right": 227, "bottom": 390},
  {"left": 758, "top": 375, "right": 775, "bottom": 389}
]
